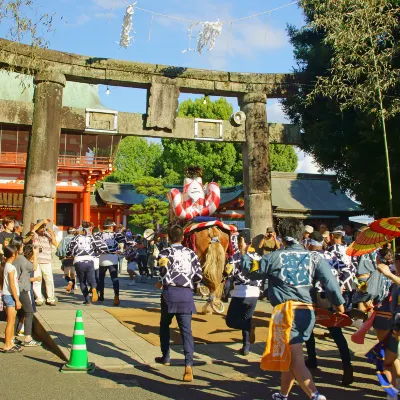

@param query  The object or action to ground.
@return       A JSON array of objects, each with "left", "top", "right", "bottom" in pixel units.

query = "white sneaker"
[
  {"left": 388, "top": 394, "right": 398, "bottom": 400},
  {"left": 128, "top": 281, "right": 136, "bottom": 286},
  {"left": 313, "top": 395, "right": 327, "bottom": 400}
]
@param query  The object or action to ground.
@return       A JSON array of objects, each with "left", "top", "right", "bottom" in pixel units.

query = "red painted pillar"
[{"left": 83, "top": 187, "right": 91, "bottom": 222}]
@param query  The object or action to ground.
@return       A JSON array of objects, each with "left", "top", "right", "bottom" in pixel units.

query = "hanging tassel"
[{"left": 119, "top": 2, "right": 137, "bottom": 48}]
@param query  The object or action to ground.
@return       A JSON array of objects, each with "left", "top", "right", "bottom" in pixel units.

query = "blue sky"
[{"left": 1, "top": 0, "right": 320, "bottom": 172}]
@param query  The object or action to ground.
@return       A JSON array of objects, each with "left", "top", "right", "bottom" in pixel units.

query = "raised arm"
[{"left": 377, "top": 263, "right": 400, "bottom": 286}]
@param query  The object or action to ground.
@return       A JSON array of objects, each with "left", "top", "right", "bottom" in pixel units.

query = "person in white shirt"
[{"left": 0, "top": 245, "right": 21, "bottom": 353}]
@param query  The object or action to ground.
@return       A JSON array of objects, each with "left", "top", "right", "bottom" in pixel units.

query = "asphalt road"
[{"left": 0, "top": 341, "right": 387, "bottom": 400}]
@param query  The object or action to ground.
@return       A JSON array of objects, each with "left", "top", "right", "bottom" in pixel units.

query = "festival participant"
[
  {"left": 302, "top": 225, "right": 314, "bottom": 248},
  {"left": 257, "top": 227, "right": 281, "bottom": 255},
  {"left": 319, "top": 223, "right": 329, "bottom": 236},
  {"left": 222, "top": 230, "right": 240, "bottom": 303},
  {"left": 155, "top": 225, "right": 202, "bottom": 383},
  {"left": 256, "top": 218, "right": 345, "bottom": 400},
  {"left": 328, "top": 226, "right": 355, "bottom": 312},
  {"left": 0, "top": 245, "right": 22, "bottom": 353},
  {"left": 321, "top": 231, "right": 330, "bottom": 250},
  {"left": 343, "top": 224, "right": 355, "bottom": 245},
  {"left": 31, "top": 219, "right": 57, "bottom": 306},
  {"left": 304, "top": 231, "right": 354, "bottom": 385},
  {"left": 92, "top": 227, "right": 102, "bottom": 287},
  {"left": 56, "top": 227, "right": 76, "bottom": 294},
  {"left": 97, "top": 218, "right": 126, "bottom": 306},
  {"left": 374, "top": 255, "right": 400, "bottom": 398},
  {"left": 67, "top": 226, "right": 107, "bottom": 305},
  {"left": 11, "top": 239, "right": 41, "bottom": 347},
  {"left": 225, "top": 242, "right": 262, "bottom": 355},
  {"left": 136, "top": 234, "right": 150, "bottom": 279},
  {"left": 125, "top": 237, "right": 138, "bottom": 286}
]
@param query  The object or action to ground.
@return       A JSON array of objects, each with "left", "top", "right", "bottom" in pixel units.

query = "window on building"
[{"left": 56, "top": 203, "right": 73, "bottom": 227}]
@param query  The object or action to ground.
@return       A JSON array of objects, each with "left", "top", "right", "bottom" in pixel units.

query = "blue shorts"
[
  {"left": 2, "top": 294, "right": 16, "bottom": 307},
  {"left": 290, "top": 309, "right": 316, "bottom": 345}
]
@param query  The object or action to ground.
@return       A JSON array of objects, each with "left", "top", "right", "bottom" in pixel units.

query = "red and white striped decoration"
[{"left": 170, "top": 177, "right": 221, "bottom": 220}]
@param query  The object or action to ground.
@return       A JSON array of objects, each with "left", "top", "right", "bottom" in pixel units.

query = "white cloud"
[
  {"left": 66, "top": 14, "right": 91, "bottom": 27},
  {"left": 267, "top": 101, "right": 290, "bottom": 124},
  {"left": 295, "top": 150, "right": 320, "bottom": 174},
  {"left": 92, "top": 0, "right": 127, "bottom": 10}
]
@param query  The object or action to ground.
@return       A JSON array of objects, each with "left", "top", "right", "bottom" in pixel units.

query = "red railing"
[{"left": 0, "top": 152, "right": 112, "bottom": 169}]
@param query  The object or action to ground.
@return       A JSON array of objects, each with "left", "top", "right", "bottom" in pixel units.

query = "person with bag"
[{"left": 0, "top": 245, "right": 22, "bottom": 353}]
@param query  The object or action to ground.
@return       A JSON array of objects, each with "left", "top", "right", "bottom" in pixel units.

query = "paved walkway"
[{"left": 0, "top": 258, "right": 388, "bottom": 399}]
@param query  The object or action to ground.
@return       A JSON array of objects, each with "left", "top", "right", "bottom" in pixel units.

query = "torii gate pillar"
[
  {"left": 240, "top": 93, "right": 273, "bottom": 238},
  {"left": 22, "top": 71, "right": 66, "bottom": 232}
]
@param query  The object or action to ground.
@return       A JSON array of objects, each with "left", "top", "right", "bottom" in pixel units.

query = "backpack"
[{"left": 56, "top": 235, "right": 73, "bottom": 259}]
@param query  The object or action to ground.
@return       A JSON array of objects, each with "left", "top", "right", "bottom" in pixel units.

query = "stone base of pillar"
[
  {"left": 244, "top": 193, "right": 273, "bottom": 238},
  {"left": 23, "top": 196, "right": 54, "bottom": 226}
]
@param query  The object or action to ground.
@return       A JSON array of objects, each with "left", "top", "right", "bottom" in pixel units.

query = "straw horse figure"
[{"left": 189, "top": 225, "right": 230, "bottom": 314}]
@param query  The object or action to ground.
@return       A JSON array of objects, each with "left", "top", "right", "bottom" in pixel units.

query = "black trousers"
[
  {"left": 226, "top": 296, "right": 258, "bottom": 348},
  {"left": 15, "top": 290, "right": 34, "bottom": 336},
  {"left": 75, "top": 261, "right": 96, "bottom": 301},
  {"left": 98, "top": 264, "right": 119, "bottom": 296},
  {"left": 137, "top": 255, "right": 149, "bottom": 276},
  {"left": 160, "top": 300, "right": 194, "bottom": 366},
  {"left": 306, "top": 327, "right": 352, "bottom": 366}
]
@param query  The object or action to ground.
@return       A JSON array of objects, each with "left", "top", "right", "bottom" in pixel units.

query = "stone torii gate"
[{"left": 0, "top": 38, "right": 299, "bottom": 238}]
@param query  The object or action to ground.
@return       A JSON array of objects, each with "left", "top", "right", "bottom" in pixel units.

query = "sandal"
[
  {"left": 24, "top": 340, "right": 42, "bottom": 347},
  {"left": 2, "top": 346, "right": 23, "bottom": 353}
]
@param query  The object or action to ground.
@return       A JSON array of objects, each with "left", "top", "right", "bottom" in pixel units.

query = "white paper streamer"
[
  {"left": 119, "top": 2, "right": 137, "bottom": 48},
  {"left": 196, "top": 19, "right": 223, "bottom": 53}
]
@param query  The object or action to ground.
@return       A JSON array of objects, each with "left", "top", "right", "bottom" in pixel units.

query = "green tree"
[
  {"left": 129, "top": 177, "right": 169, "bottom": 229},
  {"left": 282, "top": 0, "right": 400, "bottom": 216},
  {"left": 301, "top": 0, "right": 400, "bottom": 216},
  {"left": 162, "top": 97, "right": 297, "bottom": 186},
  {"left": 107, "top": 137, "right": 163, "bottom": 184}
]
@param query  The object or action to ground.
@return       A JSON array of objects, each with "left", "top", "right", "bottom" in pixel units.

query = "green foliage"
[
  {"left": 106, "top": 137, "right": 163, "bottom": 184},
  {"left": 270, "top": 144, "right": 298, "bottom": 172},
  {"left": 282, "top": 0, "right": 400, "bottom": 216},
  {"left": 177, "top": 97, "right": 233, "bottom": 120},
  {"left": 162, "top": 97, "right": 297, "bottom": 186},
  {"left": 129, "top": 176, "right": 169, "bottom": 229}
]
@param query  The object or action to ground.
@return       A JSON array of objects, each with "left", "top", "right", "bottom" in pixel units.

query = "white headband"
[
  {"left": 309, "top": 239, "right": 323, "bottom": 247},
  {"left": 285, "top": 236, "right": 299, "bottom": 244}
]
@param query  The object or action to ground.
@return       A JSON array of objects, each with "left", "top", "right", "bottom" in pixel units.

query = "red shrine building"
[{"left": 0, "top": 71, "right": 120, "bottom": 229}]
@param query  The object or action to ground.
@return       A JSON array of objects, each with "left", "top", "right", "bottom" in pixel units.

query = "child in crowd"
[{"left": 0, "top": 245, "right": 21, "bottom": 353}]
